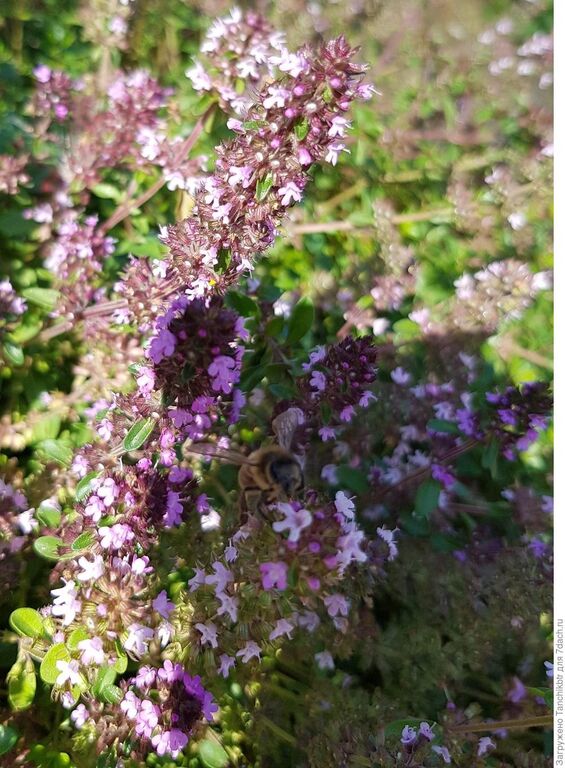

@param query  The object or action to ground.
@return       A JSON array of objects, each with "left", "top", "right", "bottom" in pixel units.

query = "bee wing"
[
  {"left": 184, "top": 442, "right": 259, "bottom": 466},
  {"left": 272, "top": 407, "right": 305, "bottom": 451}
]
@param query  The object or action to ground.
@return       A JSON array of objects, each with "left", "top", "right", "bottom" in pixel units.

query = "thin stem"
[
  {"left": 449, "top": 715, "right": 552, "bottom": 733},
  {"left": 375, "top": 440, "right": 478, "bottom": 498},
  {"left": 494, "top": 337, "right": 553, "bottom": 371},
  {"left": 288, "top": 207, "right": 453, "bottom": 236},
  {"left": 258, "top": 715, "right": 298, "bottom": 745}
]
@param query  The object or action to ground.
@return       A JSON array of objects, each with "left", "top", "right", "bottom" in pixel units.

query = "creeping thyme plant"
[{"left": 0, "top": 0, "right": 553, "bottom": 766}]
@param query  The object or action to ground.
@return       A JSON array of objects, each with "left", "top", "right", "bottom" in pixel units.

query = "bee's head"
[{"left": 270, "top": 457, "right": 304, "bottom": 497}]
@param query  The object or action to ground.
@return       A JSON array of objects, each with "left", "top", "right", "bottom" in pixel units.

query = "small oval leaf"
[
  {"left": 40, "top": 643, "right": 70, "bottom": 684},
  {"left": 286, "top": 297, "right": 314, "bottom": 344},
  {"left": 123, "top": 417, "right": 156, "bottom": 452},
  {"left": 414, "top": 479, "right": 441, "bottom": 519},
  {"left": 198, "top": 739, "right": 229, "bottom": 768},
  {"left": 9, "top": 608, "right": 45, "bottom": 638},
  {"left": 0, "top": 724, "right": 18, "bottom": 756},
  {"left": 21, "top": 287, "right": 60, "bottom": 311},
  {"left": 36, "top": 439, "right": 73, "bottom": 467},
  {"left": 36, "top": 504, "right": 61, "bottom": 529},
  {"left": 33, "top": 536, "right": 63, "bottom": 561},
  {"left": 255, "top": 173, "right": 274, "bottom": 202},
  {"left": 3, "top": 340, "right": 24, "bottom": 366},
  {"left": 75, "top": 471, "right": 101, "bottom": 502},
  {"left": 8, "top": 658, "right": 36, "bottom": 710},
  {"left": 71, "top": 531, "right": 95, "bottom": 552}
]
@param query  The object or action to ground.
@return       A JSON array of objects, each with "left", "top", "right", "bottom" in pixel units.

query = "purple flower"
[
  {"left": 391, "top": 366, "right": 411, "bottom": 385},
  {"left": 310, "top": 371, "right": 327, "bottom": 392},
  {"left": 400, "top": 725, "right": 417, "bottom": 745},
  {"left": 431, "top": 464, "right": 456, "bottom": 489},
  {"left": 432, "top": 745, "right": 451, "bottom": 764},
  {"left": 315, "top": 651, "right": 335, "bottom": 671},
  {"left": 273, "top": 503, "right": 313, "bottom": 542},
  {"left": 205, "top": 561, "right": 233, "bottom": 593},
  {"left": 70, "top": 703, "right": 89, "bottom": 729},
  {"left": 149, "top": 329, "right": 177, "bottom": 363},
  {"left": 419, "top": 722, "right": 435, "bottom": 741},
  {"left": 124, "top": 623, "right": 154, "bottom": 656},
  {"left": 269, "top": 618, "right": 294, "bottom": 640},
  {"left": 477, "top": 737, "right": 496, "bottom": 757},
  {"left": 323, "top": 594, "right": 350, "bottom": 618},
  {"left": 218, "top": 654, "right": 236, "bottom": 678},
  {"left": 208, "top": 355, "right": 238, "bottom": 394},
  {"left": 545, "top": 661, "right": 554, "bottom": 678},
  {"left": 153, "top": 590, "right": 175, "bottom": 619},
  {"left": 528, "top": 537, "right": 549, "bottom": 559},
  {"left": 194, "top": 622, "right": 218, "bottom": 648},
  {"left": 164, "top": 491, "right": 183, "bottom": 527},
  {"left": 260, "top": 561, "right": 288, "bottom": 590},
  {"left": 151, "top": 728, "right": 188, "bottom": 757},
  {"left": 507, "top": 676, "right": 527, "bottom": 703},
  {"left": 236, "top": 641, "right": 261, "bottom": 663}
]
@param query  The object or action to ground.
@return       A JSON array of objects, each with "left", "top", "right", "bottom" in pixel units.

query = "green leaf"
[
  {"left": 113, "top": 642, "right": 128, "bottom": 674},
  {"left": 33, "top": 536, "right": 64, "bottom": 561},
  {"left": 91, "top": 183, "right": 123, "bottom": 201},
  {"left": 40, "top": 643, "right": 70, "bottom": 684},
  {"left": 392, "top": 318, "right": 420, "bottom": 341},
  {"left": 225, "top": 291, "right": 258, "bottom": 318},
  {"left": 8, "top": 657, "right": 36, "bottom": 710},
  {"left": 336, "top": 466, "right": 370, "bottom": 494},
  {"left": 256, "top": 173, "right": 274, "bottom": 202},
  {"left": 75, "top": 471, "right": 101, "bottom": 502},
  {"left": 0, "top": 725, "right": 18, "bottom": 756},
  {"left": 286, "top": 297, "right": 314, "bottom": 344},
  {"left": 70, "top": 531, "right": 95, "bottom": 552},
  {"left": 100, "top": 684, "right": 123, "bottom": 705},
  {"left": 294, "top": 119, "right": 309, "bottom": 141},
  {"left": 30, "top": 414, "right": 62, "bottom": 444},
  {"left": 36, "top": 503, "right": 62, "bottom": 528},
  {"left": 265, "top": 316, "right": 285, "bottom": 337},
  {"left": 35, "top": 439, "right": 73, "bottom": 467},
  {"left": 3, "top": 340, "right": 24, "bottom": 366},
  {"left": 67, "top": 628, "right": 89, "bottom": 650},
  {"left": 8, "top": 319, "right": 41, "bottom": 344},
  {"left": 414, "top": 479, "right": 441, "bottom": 519},
  {"left": 243, "top": 119, "right": 265, "bottom": 131},
  {"left": 426, "top": 419, "right": 460, "bottom": 435},
  {"left": 481, "top": 440, "right": 499, "bottom": 478},
  {"left": 10, "top": 608, "right": 45, "bottom": 638},
  {"left": 123, "top": 417, "right": 156, "bottom": 452},
  {"left": 198, "top": 739, "right": 229, "bottom": 768},
  {"left": 21, "top": 287, "right": 60, "bottom": 311},
  {"left": 93, "top": 666, "right": 117, "bottom": 700}
]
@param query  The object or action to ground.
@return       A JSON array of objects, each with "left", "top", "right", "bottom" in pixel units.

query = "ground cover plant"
[{"left": 0, "top": 0, "right": 553, "bottom": 766}]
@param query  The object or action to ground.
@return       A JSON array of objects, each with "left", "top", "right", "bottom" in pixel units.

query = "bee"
[{"left": 184, "top": 408, "right": 305, "bottom": 521}]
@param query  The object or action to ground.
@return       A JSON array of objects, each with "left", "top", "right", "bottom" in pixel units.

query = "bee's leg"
[{"left": 240, "top": 488, "right": 262, "bottom": 521}]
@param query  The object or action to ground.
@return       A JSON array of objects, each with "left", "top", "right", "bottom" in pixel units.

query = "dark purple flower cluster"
[
  {"left": 120, "top": 661, "right": 217, "bottom": 758},
  {"left": 457, "top": 381, "right": 552, "bottom": 459},
  {"left": 149, "top": 295, "right": 247, "bottom": 439},
  {"left": 294, "top": 337, "right": 379, "bottom": 441}
]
